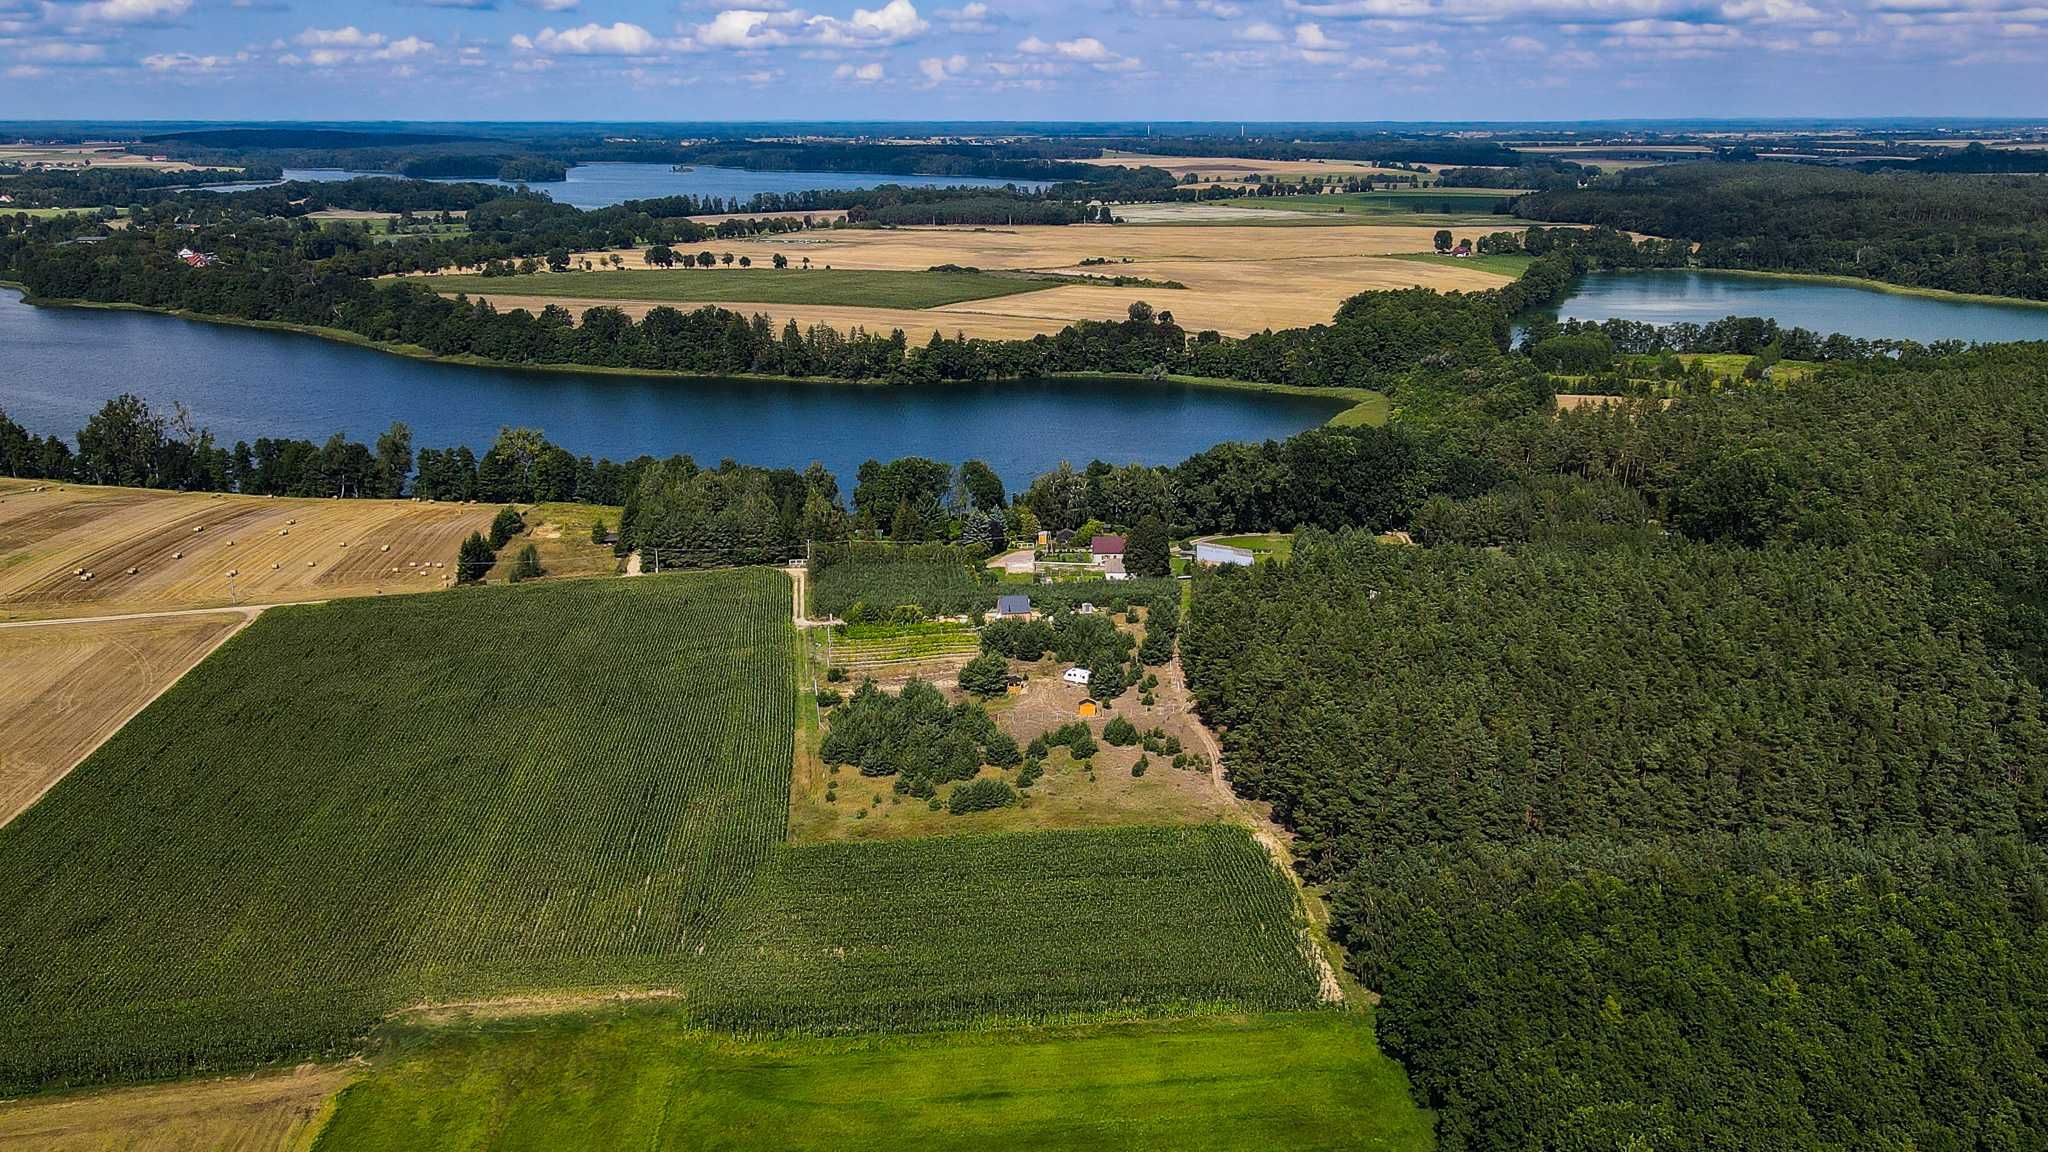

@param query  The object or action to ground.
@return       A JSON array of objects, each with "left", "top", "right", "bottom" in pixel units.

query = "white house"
[
  {"left": 1195, "top": 541, "right": 1256, "bottom": 567},
  {"left": 1062, "top": 667, "right": 1092, "bottom": 686}
]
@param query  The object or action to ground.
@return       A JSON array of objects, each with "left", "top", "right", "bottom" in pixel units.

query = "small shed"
[
  {"left": 1077, "top": 700, "right": 1098, "bottom": 717},
  {"left": 1195, "top": 541, "right": 1256, "bottom": 567},
  {"left": 1053, "top": 528, "right": 1077, "bottom": 546},
  {"left": 1063, "top": 666, "right": 1092, "bottom": 686},
  {"left": 995, "top": 594, "right": 1033, "bottom": 618},
  {"left": 1091, "top": 535, "right": 1127, "bottom": 559}
]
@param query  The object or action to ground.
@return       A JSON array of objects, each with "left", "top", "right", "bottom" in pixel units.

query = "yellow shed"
[{"left": 1078, "top": 700, "right": 1098, "bottom": 718}]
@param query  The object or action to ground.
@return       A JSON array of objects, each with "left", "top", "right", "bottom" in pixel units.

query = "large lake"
[
  {"left": 0, "top": 289, "right": 1343, "bottom": 488},
  {"left": 1543, "top": 269, "right": 2048, "bottom": 345},
  {"left": 205, "top": 163, "right": 1049, "bottom": 210}
]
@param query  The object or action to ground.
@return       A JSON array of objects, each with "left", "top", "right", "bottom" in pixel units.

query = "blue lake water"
[
  {"left": 1541, "top": 269, "right": 2048, "bottom": 345},
  {"left": 202, "top": 163, "right": 1049, "bottom": 210},
  {"left": 0, "top": 288, "right": 1341, "bottom": 489}
]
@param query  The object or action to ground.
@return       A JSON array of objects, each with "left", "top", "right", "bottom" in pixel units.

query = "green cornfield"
[
  {"left": 0, "top": 570, "right": 795, "bottom": 1092},
  {"left": 694, "top": 825, "right": 1327, "bottom": 1032},
  {"left": 809, "top": 542, "right": 991, "bottom": 618}
]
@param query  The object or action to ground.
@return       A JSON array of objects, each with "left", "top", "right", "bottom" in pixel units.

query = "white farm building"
[{"left": 1194, "top": 542, "right": 1256, "bottom": 567}]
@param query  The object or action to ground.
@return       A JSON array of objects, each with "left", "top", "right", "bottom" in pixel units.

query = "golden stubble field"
[
  {"left": 0, "top": 1065, "right": 352, "bottom": 1152},
  {"left": 429, "top": 216, "right": 1517, "bottom": 339},
  {"left": 1078, "top": 151, "right": 1426, "bottom": 182},
  {"left": 0, "top": 611, "right": 251, "bottom": 826},
  {"left": 0, "top": 481, "right": 495, "bottom": 621}
]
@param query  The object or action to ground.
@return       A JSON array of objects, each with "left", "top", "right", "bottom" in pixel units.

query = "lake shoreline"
[
  {"left": 5, "top": 287, "right": 1374, "bottom": 425},
  {"left": 1606, "top": 266, "right": 2048, "bottom": 312}
]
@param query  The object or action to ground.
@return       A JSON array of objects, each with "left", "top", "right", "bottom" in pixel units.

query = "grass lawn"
[
  {"left": 1209, "top": 533, "right": 1295, "bottom": 562},
  {"left": 311, "top": 1011, "right": 1433, "bottom": 1152},
  {"left": 1679, "top": 352, "right": 1821, "bottom": 384},
  {"left": 10, "top": 206, "right": 122, "bottom": 218},
  {"left": 485, "top": 501, "right": 624, "bottom": 582},
  {"left": 1385, "top": 251, "right": 1535, "bottom": 279},
  {"left": 426, "top": 268, "right": 1060, "bottom": 310}
]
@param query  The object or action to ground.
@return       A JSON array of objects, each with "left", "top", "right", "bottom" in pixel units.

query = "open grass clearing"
[
  {"left": 1385, "top": 251, "right": 1536, "bottom": 278},
  {"left": 1207, "top": 533, "right": 1295, "bottom": 563},
  {"left": 0, "top": 1065, "right": 352, "bottom": 1152},
  {"left": 426, "top": 268, "right": 1062, "bottom": 310},
  {"left": 310, "top": 1010, "right": 1430, "bottom": 1152},
  {"left": 482, "top": 501, "right": 622, "bottom": 582},
  {"left": 0, "top": 145, "right": 220, "bottom": 173},
  {"left": 0, "top": 610, "right": 250, "bottom": 827},
  {"left": 0, "top": 481, "right": 493, "bottom": 621}
]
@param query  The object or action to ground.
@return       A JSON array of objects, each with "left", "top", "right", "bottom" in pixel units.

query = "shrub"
[
  {"left": 1102, "top": 716, "right": 1139, "bottom": 746},
  {"left": 589, "top": 518, "right": 608, "bottom": 546},
  {"left": 1132, "top": 757, "right": 1149, "bottom": 777},
  {"left": 949, "top": 778, "right": 1017, "bottom": 814},
  {"left": 958, "top": 653, "right": 1010, "bottom": 698},
  {"left": 1017, "top": 759, "right": 1044, "bottom": 789},
  {"left": 456, "top": 532, "right": 495, "bottom": 583},
  {"left": 815, "top": 688, "right": 844, "bottom": 708},
  {"left": 826, "top": 666, "right": 849, "bottom": 683},
  {"left": 489, "top": 506, "right": 525, "bottom": 548},
  {"left": 508, "top": 544, "right": 542, "bottom": 583}
]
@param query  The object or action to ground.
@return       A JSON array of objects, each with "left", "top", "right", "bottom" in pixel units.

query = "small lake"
[
  {"left": 1540, "top": 269, "right": 2048, "bottom": 345},
  {"left": 203, "top": 163, "right": 1049, "bottom": 210},
  {"left": 0, "top": 289, "right": 1343, "bottom": 489}
]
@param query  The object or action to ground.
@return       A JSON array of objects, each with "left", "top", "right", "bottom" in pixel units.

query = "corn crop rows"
[
  {"left": 692, "top": 824, "right": 1327, "bottom": 1033},
  {"left": 0, "top": 570, "right": 795, "bottom": 1092}
]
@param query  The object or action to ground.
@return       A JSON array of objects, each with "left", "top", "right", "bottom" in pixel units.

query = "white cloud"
[
  {"left": 808, "top": 0, "right": 927, "bottom": 44},
  {"left": 833, "top": 57, "right": 883, "bottom": 77},
  {"left": 1294, "top": 20, "right": 1345, "bottom": 45},
  {"left": 936, "top": 0, "right": 997, "bottom": 30},
  {"left": 68, "top": 0, "right": 188, "bottom": 23},
  {"left": 518, "top": 20, "right": 661, "bottom": 53},
  {"left": 295, "top": 25, "right": 382, "bottom": 46},
  {"left": 143, "top": 48, "right": 247, "bottom": 70},
  {"left": 917, "top": 49, "right": 965, "bottom": 80},
  {"left": 1238, "top": 19, "right": 1285, "bottom": 38},
  {"left": 695, "top": 8, "right": 799, "bottom": 47}
]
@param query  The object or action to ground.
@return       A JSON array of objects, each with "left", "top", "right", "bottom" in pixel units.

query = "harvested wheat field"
[
  {"left": 428, "top": 220, "right": 1516, "bottom": 339},
  {"left": 0, "top": 1065, "right": 351, "bottom": 1152},
  {"left": 0, "top": 611, "right": 251, "bottom": 826},
  {"left": 1079, "top": 151, "right": 1422, "bottom": 182},
  {"left": 0, "top": 482, "right": 494, "bottom": 621}
]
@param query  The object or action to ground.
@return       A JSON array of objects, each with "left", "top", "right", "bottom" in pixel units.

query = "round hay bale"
[
  {"left": 193, "top": 525, "right": 203, "bottom": 533},
  {"left": 279, "top": 528, "right": 289, "bottom": 536},
  {"left": 126, "top": 566, "right": 138, "bottom": 575},
  {"left": 380, "top": 544, "right": 389, "bottom": 552},
  {"left": 73, "top": 567, "right": 84, "bottom": 576},
  {"left": 227, "top": 539, "right": 235, "bottom": 546},
  {"left": 172, "top": 551, "right": 183, "bottom": 559},
  {"left": 226, "top": 569, "right": 238, "bottom": 578},
  {"left": 307, "top": 561, "right": 316, "bottom": 567},
  {"left": 272, "top": 562, "right": 280, "bottom": 570}
]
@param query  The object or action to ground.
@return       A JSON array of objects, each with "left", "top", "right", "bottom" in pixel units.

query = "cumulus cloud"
[
  {"left": 285, "top": 26, "right": 440, "bottom": 64},
  {"left": 936, "top": 0, "right": 999, "bottom": 30},
  {"left": 695, "top": 8, "right": 800, "bottom": 47},
  {"left": 1017, "top": 32, "right": 1142, "bottom": 69},
  {"left": 833, "top": 58, "right": 883, "bottom": 77},
  {"left": 525, "top": 0, "right": 579, "bottom": 9},
  {"left": 1238, "top": 19, "right": 1285, "bottom": 38},
  {"left": 514, "top": 20, "right": 661, "bottom": 53},
  {"left": 917, "top": 49, "right": 965, "bottom": 80},
  {"left": 67, "top": 0, "right": 189, "bottom": 22},
  {"left": 808, "top": 0, "right": 927, "bottom": 44}
]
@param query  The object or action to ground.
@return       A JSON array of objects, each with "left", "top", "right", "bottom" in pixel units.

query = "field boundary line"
[
  {"left": 0, "top": 603, "right": 304, "bottom": 630},
  {"left": 0, "top": 605, "right": 263, "bottom": 830},
  {"left": 1164, "top": 652, "right": 1345, "bottom": 1006}
]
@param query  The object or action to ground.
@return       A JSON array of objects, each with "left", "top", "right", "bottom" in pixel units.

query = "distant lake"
[
  {"left": 0, "top": 288, "right": 1342, "bottom": 489},
  {"left": 1540, "top": 269, "right": 2048, "bottom": 345},
  {"left": 203, "top": 162, "right": 1050, "bottom": 210}
]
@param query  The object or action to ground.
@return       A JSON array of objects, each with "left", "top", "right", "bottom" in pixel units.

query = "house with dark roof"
[{"left": 994, "top": 594, "right": 1033, "bottom": 618}]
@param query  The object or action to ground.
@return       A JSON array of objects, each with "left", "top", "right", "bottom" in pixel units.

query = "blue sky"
[{"left": 1, "top": 0, "right": 2042, "bottom": 121}]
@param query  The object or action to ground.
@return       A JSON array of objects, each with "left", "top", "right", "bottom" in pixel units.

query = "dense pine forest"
[
  {"left": 1182, "top": 346, "right": 2048, "bottom": 1148},
  {"left": 1514, "top": 162, "right": 2048, "bottom": 299}
]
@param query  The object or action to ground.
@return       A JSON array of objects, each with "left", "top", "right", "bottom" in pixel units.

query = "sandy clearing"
[
  {"left": 0, "top": 146, "right": 217, "bottom": 174},
  {"left": 0, "top": 611, "right": 252, "bottom": 826},
  {"left": 0, "top": 1065, "right": 352, "bottom": 1152},
  {"left": 0, "top": 482, "right": 494, "bottom": 621},
  {"left": 446, "top": 294, "right": 1068, "bottom": 339}
]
